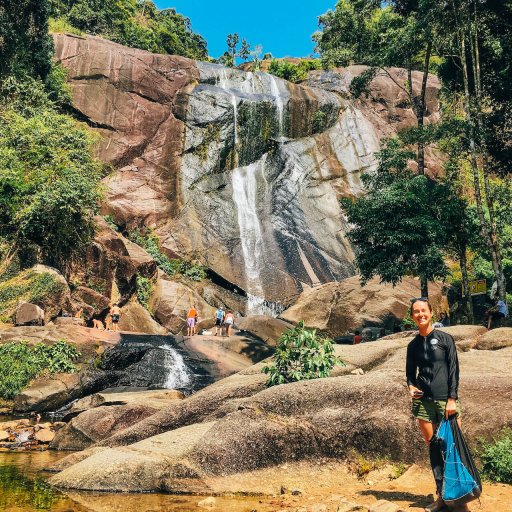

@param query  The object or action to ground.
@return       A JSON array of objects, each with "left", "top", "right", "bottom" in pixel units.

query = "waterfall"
[
  {"left": 218, "top": 69, "right": 239, "bottom": 145},
  {"left": 160, "top": 345, "right": 191, "bottom": 389},
  {"left": 269, "top": 75, "right": 285, "bottom": 136},
  {"left": 232, "top": 156, "right": 265, "bottom": 297}
]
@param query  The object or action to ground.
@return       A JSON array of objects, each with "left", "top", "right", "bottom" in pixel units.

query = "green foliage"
[
  {"left": 268, "top": 59, "right": 321, "bottom": 83},
  {"left": 480, "top": 429, "right": 512, "bottom": 483},
  {"left": 0, "top": 0, "right": 54, "bottom": 81},
  {"left": 263, "top": 321, "right": 344, "bottom": 387},
  {"left": 103, "top": 214, "right": 119, "bottom": 232},
  {"left": 349, "top": 67, "right": 378, "bottom": 98},
  {"left": 218, "top": 33, "right": 250, "bottom": 67},
  {"left": 313, "top": 1, "right": 410, "bottom": 69},
  {"left": 48, "top": 0, "right": 207, "bottom": 60},
  {"left": 136, "top": 275, "right": 154, "bottom": 310},
  {"left": 341, "top": 138, "right": 473, "bottom": 290},
  {"left": 389, "top": 462, "right": 408, "bottom": 480},
  {"left": 0, "top": 270, "right": 65, "bottom": 321},
  {"left": 0, "top": 339, "right": 80, "bottom": 399},
  {"left": 128, "top": 229, "right": 206, "bottom": 281},
  {"left": 0, "top": 75, "right": 102, "bottom": 267}
]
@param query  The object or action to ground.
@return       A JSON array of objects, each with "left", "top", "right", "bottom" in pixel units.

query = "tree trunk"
[
  {"left": 459, "top": 246, "right": 474, "bottom": 324},
  {"left": 420, "top": 276, "right": 428, "bottom": 299},
  {"left": 416, "top": 39, "right": 433, "bottom": 176}
]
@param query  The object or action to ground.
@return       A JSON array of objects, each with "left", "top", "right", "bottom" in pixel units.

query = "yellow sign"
[{"left": 469, "top": 279, "right": 487, "bottom": 295}]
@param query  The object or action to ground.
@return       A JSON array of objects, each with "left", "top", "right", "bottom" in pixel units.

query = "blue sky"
[{"left": 155, "top": 1, "right": 336, "bottom": 59}]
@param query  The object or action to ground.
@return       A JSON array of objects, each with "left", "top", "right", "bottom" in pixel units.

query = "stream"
[{"left": 0, "top": 450, "right": 273, "bottom": 511}]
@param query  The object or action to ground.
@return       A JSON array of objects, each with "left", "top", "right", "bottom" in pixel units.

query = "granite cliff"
[{"left": 54, "top": 34, "right": 441, "bottom": 315}]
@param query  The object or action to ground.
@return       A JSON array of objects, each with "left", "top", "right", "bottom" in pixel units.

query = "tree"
[
  {"left": 219, "top": 33, "right": 252, "bottom": 67},
  {"left": 341, "top": 139, "right": 473, "bottom": 298},
  {"left": 314, "top": 0, "right": 438, "bottom": 175},
  {"left": 0, "top": 77, "right": 102, "bottom": 270},
  {"left": 0, "top": 0, "right": 54, "bottom": 81}
]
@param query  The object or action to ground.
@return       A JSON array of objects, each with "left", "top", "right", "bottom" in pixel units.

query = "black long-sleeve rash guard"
[{"left": 406, "top": 329, "right": 460, "bottom": 400}]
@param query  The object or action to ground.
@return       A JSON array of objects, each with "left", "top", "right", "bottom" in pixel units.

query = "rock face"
[
  {"left": 280, "top": 276, "right": 445, "bottom": 336},
  {"left": 15, "top": 302, "right": 45, "bottom": 326},
  {"left": 53, "top": 35, "right": 442, "bottom": 314}
]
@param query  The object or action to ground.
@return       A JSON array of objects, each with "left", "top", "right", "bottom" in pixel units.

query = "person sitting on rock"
[
  {"left": 187, "top": 305, "right": 198, "bottom": 337},
  {"left": 406, "top": 298, "right": 466, "bottom": 512},
  {"left": 92, "top": 318, "right": 104, "bottom": 330},
  {"left": 486, "top": 298, "right": 508, "bottom": 329}
]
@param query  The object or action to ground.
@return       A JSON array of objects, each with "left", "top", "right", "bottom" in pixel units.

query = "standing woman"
[{"left": 406, "top": 298, "right": 466, "bottom": 512}]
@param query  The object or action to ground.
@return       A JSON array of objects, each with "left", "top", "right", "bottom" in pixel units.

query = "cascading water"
[
  {"left": 209, "top": 64, "right": 293, "bottom": 316},
  {"left": 160, "top": 345, "right": 191, "bottom": 389},
  {"left": 232, "top": 156, "right": 266, "bottom": 300},
  {"left": 269, "top": 75, "right": 285, "bottom": 136}
]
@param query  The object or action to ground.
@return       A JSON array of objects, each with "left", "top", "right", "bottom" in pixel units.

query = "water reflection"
[{"left": 0, "top": 451, "right": 268, "bottom": 512}]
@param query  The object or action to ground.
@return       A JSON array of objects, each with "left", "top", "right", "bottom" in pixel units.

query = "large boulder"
[
  {"left": 280, "top": 276, "right": 445, "bottom": 336},
  {"left": 236, "top": 316, "right": 294, "bottom": 346},
  {"left": 50, "top": 344, "right": 512, "bottom": 493},
  {"left": 474, "top": 327, "right": 512, "bottom": 350},
  {"left": 51, "top": 389, "right": 184, "bottom": 450},
  {"left": 15, "top": 302, "right": 45, "bottom": 326},
  {"left": 150, "top": 276, "right": 216, "bottom": 334},
  {"left": 117, "top": 301, "right": 167, "bottom": 334}
]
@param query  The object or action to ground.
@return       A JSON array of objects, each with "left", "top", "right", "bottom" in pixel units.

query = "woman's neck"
[{"left": 419, "top": 324, "right": 434, "bottom": 337}]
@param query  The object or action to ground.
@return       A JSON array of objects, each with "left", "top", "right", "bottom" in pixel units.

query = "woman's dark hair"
[
  {"left": 410, "top": 297, "right": 432, "bottom": 315},
  {"left": 354, "top": 329, "right": 360, "bottom": 335}
]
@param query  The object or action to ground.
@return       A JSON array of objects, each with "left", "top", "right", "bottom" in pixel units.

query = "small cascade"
[
  {"left": 160, "top": 345, "right": 191, "bottom": 389},
  {"left": 217, "top": 69, "right": 239, "bottom": 146},
  {"left": 247, "top": 294, "right": 285, "bottom": 317},
  {"left": 269, "top": 75, "right": 285, "bottom": 136}
]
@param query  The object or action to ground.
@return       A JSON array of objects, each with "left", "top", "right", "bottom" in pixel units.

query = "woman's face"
[{"left": 411, "top": 300, "right": 432, "bottom": 329}]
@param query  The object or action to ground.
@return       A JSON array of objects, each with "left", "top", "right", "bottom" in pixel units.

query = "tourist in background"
[
  {"left": 406, "top": 297, "right": 466, "bottom": 512},
  {"left": 214, "top": 306, "right": 225, "bottom": 336},
  {"left": 224, "top": 310, "right": 235, "bottom": 337},
  {"left": 486, "top": 298, "right": 508, "bottom": 329},
  {"left": 187, "top": 305, "right": 198, "bottom": 337},
  {"left": 109, "top": 303, "right": 121, "bottom": 332}
]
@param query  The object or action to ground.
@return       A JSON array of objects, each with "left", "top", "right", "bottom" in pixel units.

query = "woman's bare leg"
[{"left": 418, "top": 419, "right": 436, "bottom": 444}]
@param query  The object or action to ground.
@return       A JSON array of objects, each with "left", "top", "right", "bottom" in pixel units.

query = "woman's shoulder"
[{"left": 433, "top": 329, "right": 455, "bottom": 345}]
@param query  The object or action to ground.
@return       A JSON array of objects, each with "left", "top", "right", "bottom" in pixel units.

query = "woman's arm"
[
  {"left": 406, "top": 342, "right": 422, "bottom": 397},
  {"left": 445, "top": 334, "right": 460, "bottom": 417}
]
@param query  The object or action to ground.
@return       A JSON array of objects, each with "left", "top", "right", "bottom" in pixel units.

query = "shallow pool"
[{"left": 0, "top": 451, "right": 269, "bottom": 511}]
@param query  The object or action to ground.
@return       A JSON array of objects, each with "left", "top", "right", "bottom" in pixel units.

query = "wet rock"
[{"left": 34, "top": 429, "right": 55, "bottom": 443}]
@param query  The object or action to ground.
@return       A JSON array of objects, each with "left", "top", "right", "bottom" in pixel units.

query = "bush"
[
  {"left": 0, "top": 339, "right": 81, "bottom": 399},
  {"left": 268, "top": 59, "right": 321, "bottom": 83},
  {"left": 128, "top": 229, "right": 206, "bottom": 281},
  {"left": 0, "top": 82, "right": 103, "bottom": 267},
  {"left": 136, "top": 275, "right": 154, "bottom": 310},
  {"left": 263, "top": 321, "right": 344, "bottom": 386},
  {"left": 480, "top": 429, "right": 512, "bottom": 483},
  {"left": 0, "top": 270, "right": 65, "bottom": 321}
]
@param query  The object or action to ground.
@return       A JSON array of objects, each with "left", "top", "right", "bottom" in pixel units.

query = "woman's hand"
[
  {"left": 409, "top": 386, "right": 423, "bottom": 399},
  {"left": 445, "top": 398, "right": 457, "bottom": 418}
]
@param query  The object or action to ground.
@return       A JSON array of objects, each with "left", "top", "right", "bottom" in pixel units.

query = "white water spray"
[
  {"left": 160, "top": 346, "right": 191, "bottom": 389},
  {"left": 269, "top": 75, "right": 285, "bottom": 136}
]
